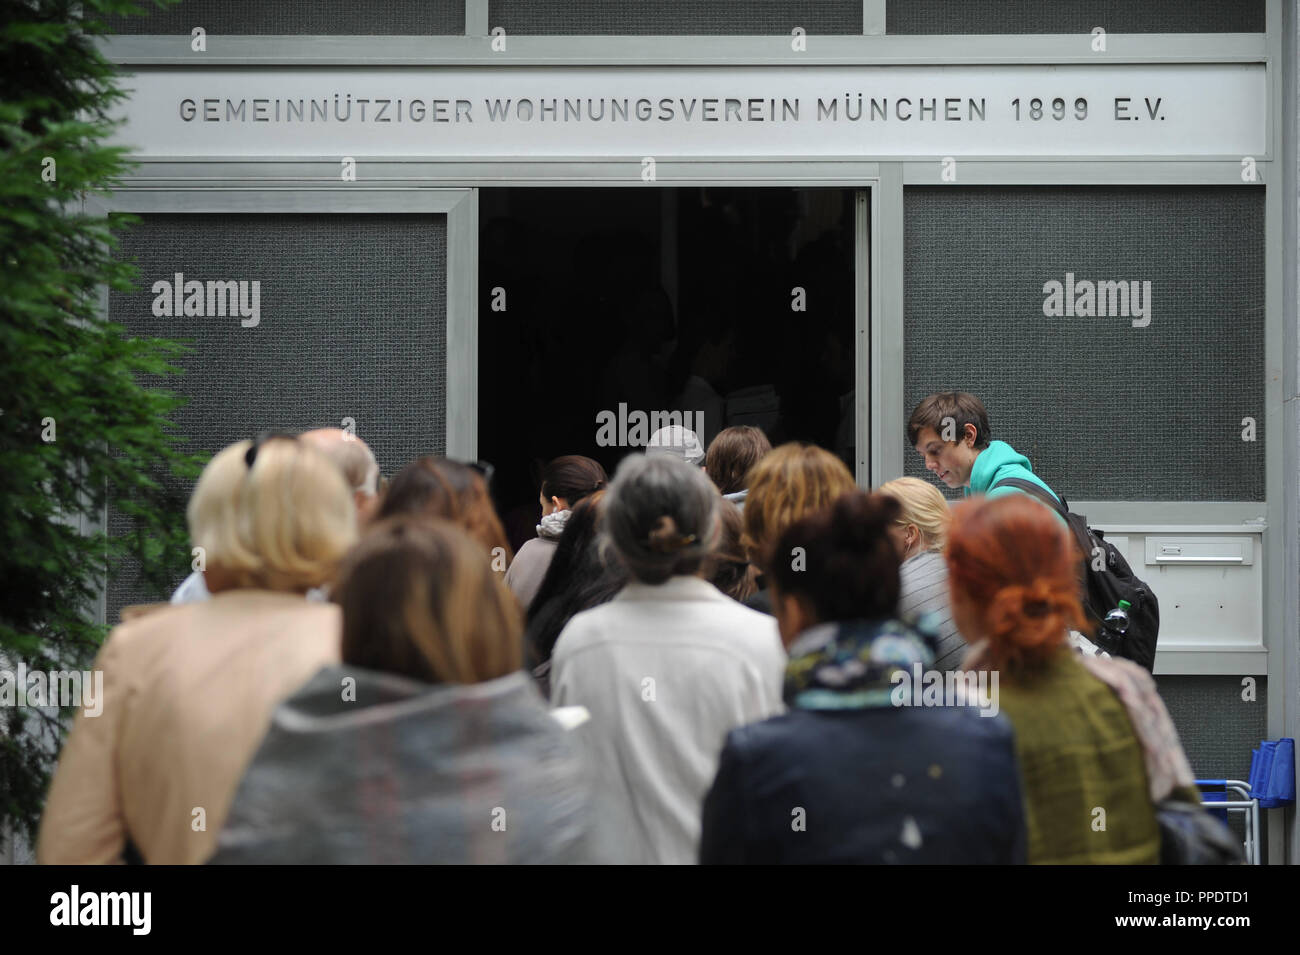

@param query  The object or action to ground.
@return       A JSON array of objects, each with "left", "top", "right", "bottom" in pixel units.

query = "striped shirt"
[{"left": 897, "top": 550, "right": 967, "bottom": 671}]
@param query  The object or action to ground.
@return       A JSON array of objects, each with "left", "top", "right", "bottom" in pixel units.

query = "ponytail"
[
  {"left": 946, "top": 495, "right": 1086, "bottom": 671},
  {"left": 985, "top": 579, "right": 1085, "bottom": 659},
  {"left": 541, "top": 455, "right": 609, "bottom": 505}
]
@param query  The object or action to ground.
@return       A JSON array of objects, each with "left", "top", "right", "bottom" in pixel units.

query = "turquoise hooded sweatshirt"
[{"left": 964, "top": 440, "right": 1061, "bottom": 506}]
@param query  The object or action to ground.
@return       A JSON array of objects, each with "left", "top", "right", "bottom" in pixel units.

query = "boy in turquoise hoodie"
[{"left": 906, "top": 392, "right": 1061, "bottom": 505}]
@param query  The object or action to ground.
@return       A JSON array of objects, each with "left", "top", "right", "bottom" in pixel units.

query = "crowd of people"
[{"left": 35, "top": 392, "right": 1217, "bottom": 865}]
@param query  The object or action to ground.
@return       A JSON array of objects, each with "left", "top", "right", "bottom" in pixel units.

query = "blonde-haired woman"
[
  {"left": 38, "top": 435, "right": 357, "bottom": 864},
  {"left": 740, "top": 443, "right": 859, "bottom": 615},
  {"left": 877, "top": 476, "right": 966, "bottom": 670}
]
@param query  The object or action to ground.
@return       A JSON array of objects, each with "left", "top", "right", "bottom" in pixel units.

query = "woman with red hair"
[{"left": 945, "top": 494, "right": 1196, "bottom": 864}]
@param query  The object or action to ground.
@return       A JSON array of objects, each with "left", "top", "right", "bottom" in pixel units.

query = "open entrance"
[{"left": 479, "top": 187, "right": 861, "bottom": 551}]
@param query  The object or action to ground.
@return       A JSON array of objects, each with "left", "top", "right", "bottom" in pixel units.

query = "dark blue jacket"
[{"left": 700, "top": 704, "right": 1026, "bottom": 864}]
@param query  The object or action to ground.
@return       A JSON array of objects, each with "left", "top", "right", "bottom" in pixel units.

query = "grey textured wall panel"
[
  {"left": 887, "top": 0, "right": 1263, "bottom": 35},
  {"left": 903, "top": 187, "right": 1265, "bottom": 502},
  {"left": 105, "top": 213, "right": 447, "bottom": 621},
  {"left": 1160, "top": 675, "right": 1268, "bottom": 782},
  {"left": 491, "top": 0, "right": 862, "bottom": 36},
  {"left": 105, "top": 0, "right": 465, "bottom": 35}
]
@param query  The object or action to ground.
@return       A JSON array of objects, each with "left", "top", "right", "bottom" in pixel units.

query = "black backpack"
[{"left": 990, "top": 477, "right": 1160, "bottom": 671}]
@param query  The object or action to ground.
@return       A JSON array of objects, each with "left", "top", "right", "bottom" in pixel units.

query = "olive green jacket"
[{"left": 997, "top": 649, "right": 1160, "bottom": 865}]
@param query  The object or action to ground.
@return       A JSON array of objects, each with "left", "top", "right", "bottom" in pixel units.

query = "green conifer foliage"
[{"left": 0, "top": 0, "right": 197, "bottom": 850}]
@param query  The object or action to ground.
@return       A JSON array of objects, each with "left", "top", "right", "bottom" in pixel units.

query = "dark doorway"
[{"left": 479, "top": 187, "right": 859, "bottom": 551}]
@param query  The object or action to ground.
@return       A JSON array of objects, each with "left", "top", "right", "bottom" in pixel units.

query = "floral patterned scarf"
[{"left": 784, "top": 617, "right": 938, "bottom": 710}]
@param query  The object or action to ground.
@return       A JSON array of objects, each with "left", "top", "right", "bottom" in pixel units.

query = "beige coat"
[{"left": 37, "top": 589, "right": 341, "bottom": 865}]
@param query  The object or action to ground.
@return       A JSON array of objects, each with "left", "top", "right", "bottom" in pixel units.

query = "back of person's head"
[
  {"left": 378, "top": 456, "right": 511, "bottom": 560},
  {"left": 944, "top": 494, "right": 1086, "bottom": 671},
  {"left": 526, "top": 490, "right": 629, "bottom": 667},
  {"left": 906, "top": 392, "right": 991, "bottom": 449},
  {"left": 529, "top": 490, "right": 609, "bottom": 617},
  {"left": 301, "top": 427, "right": 381, "bottom": 526},
  {"left": 540, "top": 455, "right": 608, "bottom": 507},
  {"left": 741, "top": 443, "right": 858, "bottom": 571},
  {"left": 188, "top": 435, "right": 358, "bottom": 592},
  {"left": 187, "top": 440, "right": 253, "bottom": 568},
  {"left": 645, "top": 425, "right": 706, "bottom": 467},
  {"left": 300, "top": 428, "right": 379, "bottom": 496},
  {"left": 603, "top": 453, "right": 720, "bottom": 585},
  {"left": 770, "top": 491, "right": 901, "bottom": 622},
  {"left": 705, "top": 425, "right": 772, "bottom": 495},
  {"left": 877, "top": 476, "right": 952, "bottom": 551},
  {"left": 703, "top": 495, "right": 758, "bottom": 601},
  {"left": 334, "top": 516, "right": 523, "bottom": 684}
]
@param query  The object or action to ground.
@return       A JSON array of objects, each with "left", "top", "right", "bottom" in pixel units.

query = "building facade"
[{"left": 79, "top": 0, "right": 1299, "bottom": 863}]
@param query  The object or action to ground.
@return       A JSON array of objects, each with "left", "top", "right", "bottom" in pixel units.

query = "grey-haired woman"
[{"left": 550, "top": 454, "right": 786, "bottom": 865}]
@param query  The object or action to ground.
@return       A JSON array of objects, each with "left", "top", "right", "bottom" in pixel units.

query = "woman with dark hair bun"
[
  {"left": 700, "top": 490, "right": 1026, "bottom": 865},
  {"left": 505, "top": 454, "right": 608, "bottom": 608}
]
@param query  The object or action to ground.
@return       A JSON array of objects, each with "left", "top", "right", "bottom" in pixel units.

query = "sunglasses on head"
[
  {"left": 244, "top": 431, "right": 298, "bottom": 468},
  {"left": 462, "top": 459, "right": 495, "bottom": 488}
]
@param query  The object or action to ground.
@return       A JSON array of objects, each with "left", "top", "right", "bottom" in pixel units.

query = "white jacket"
[{"left": 551, "top": 575, "right": 786, "bottom": 864}]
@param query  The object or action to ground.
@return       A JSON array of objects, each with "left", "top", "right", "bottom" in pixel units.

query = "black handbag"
[{"left": 1156, "top": 800, "right": 1245, "bottom": 865}]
